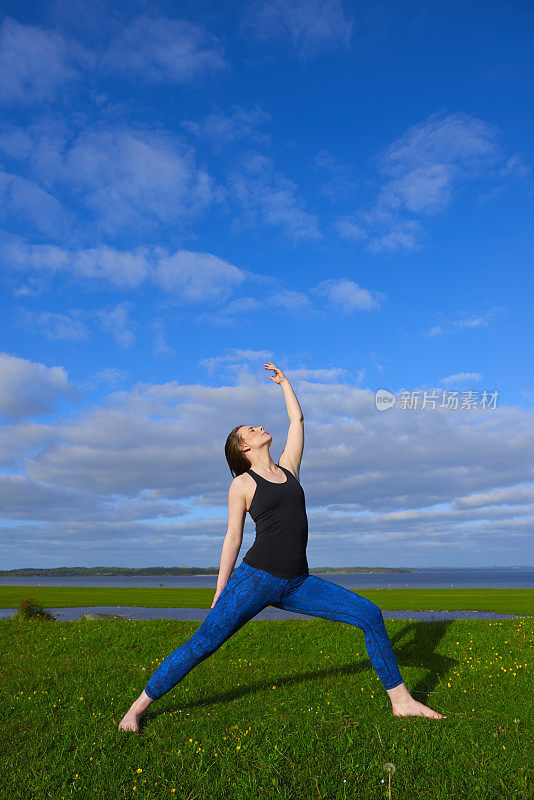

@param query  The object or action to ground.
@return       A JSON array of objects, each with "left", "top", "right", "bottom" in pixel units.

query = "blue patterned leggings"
[{"left": 144, "top": 560, "right": 404, "bottom": 700}]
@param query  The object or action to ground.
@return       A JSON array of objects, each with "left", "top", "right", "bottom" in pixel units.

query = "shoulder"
[
  {"left": 229, "top": 470, "right": 253, "bottom": 495},
  {"left": 228, "top": 471, "right": 254, "bottom": 512}
]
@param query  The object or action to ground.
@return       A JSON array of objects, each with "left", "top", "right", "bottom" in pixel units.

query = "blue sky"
[{"left": 0, "top": 0, "right": 533, "bottom": 570}]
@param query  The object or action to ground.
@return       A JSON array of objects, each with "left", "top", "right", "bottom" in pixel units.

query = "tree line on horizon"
[{"left": 0, "top": 565, "right": 417, "bottom": 576}]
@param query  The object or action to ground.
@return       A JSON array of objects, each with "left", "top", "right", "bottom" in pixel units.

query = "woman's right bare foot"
[
  {"left": 392, "top": 698, "right": 445, "bottom": 718},
  {"left": 386, "top": 682, "right": 445, "bottom": 719}
]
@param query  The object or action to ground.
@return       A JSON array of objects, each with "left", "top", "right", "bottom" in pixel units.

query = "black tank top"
[{"left": 242, "top": 464, "right": 309, "bottom": 579}]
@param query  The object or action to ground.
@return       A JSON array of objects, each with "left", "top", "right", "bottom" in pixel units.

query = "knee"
[{"left": 363, "top": 599, "right": 384, "bottom": 627}]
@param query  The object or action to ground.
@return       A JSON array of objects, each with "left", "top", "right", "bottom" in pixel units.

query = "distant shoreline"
[
  {"left": 0, "top": 566, "right": 419, "bottom": 577},
  {"left": 1, "top": 566, "right": 528, "bottom": 578}
]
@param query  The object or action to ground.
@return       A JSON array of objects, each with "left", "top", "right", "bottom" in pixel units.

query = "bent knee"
[{"left": 362, "top": 600, "right": 384, "bottom": 625}]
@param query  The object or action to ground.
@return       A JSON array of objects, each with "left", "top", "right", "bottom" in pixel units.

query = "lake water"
[
  {"left": 1, "top": 567, "right": 532, "bottom": 622},
  {"left": 0, "top": 605, "right": 528, "bottom": 622},
  {"left": 1, "top": 566, "right": 533, "bottom": 590}
]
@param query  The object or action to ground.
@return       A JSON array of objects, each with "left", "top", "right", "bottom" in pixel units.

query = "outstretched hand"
[{"left": 264, "top": 362, "right": 286, "bottom": 384}]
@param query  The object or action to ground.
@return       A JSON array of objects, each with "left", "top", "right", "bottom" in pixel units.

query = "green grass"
[
  {"left": 1, "top": 612, "right": 532, "bottom": 799},
  {"left": 1, "top": 586, "right": 533, "bottom": 615}
]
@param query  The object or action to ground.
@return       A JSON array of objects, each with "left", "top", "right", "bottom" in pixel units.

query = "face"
[{"left": 239, "top": 425, "right": 271, "bottom": 452}]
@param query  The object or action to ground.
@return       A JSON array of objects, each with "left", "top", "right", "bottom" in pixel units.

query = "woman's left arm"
[{"left": 264, "top": 362, "right": 304, "bottom": 476}]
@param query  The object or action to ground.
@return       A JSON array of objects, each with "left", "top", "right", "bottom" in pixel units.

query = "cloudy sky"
[{"left": 1, "top": 0, "right": 533, "bottom": 571}]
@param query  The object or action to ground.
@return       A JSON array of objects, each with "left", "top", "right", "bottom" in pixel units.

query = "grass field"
[
  {"left": 1, "top": 587, "right": 532, "bottom": 799},
  {"left": 1, "top": 586, "right": 533, "bottom": 615}
]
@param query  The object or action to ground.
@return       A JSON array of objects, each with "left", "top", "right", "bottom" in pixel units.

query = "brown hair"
[{"left": 225, "top": 425, "right": 251, "bottom": 478}]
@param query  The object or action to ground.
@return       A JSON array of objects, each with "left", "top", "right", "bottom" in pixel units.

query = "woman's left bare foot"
[
  {"left": 118, "top": 708, "right": 143, "bottom": 732},
  {"left": 392, "top": 698, "right": 445, "bottom": 718},
  {"left": 118, "top": 691, "right": 155, "bottom": 732}
]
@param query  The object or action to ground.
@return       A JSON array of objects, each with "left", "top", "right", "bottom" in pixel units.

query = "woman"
[{"left": 119, "top": 363, "right": 445, "bottom": 731}]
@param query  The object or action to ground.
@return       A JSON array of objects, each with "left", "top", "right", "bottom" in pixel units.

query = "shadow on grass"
[
  {"left": 387, "top": 620, "right": 456, "bottom": 701},
  {"left": 139, "top": 619, "right": 456, "bottom": 729}
]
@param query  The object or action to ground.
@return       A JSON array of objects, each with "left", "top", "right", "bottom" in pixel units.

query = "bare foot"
[
  {"left": 118, "top": 708, "right": 143, "bottom": 732},
  {"left": 118, "top": 691, "right": 154, "bottom": 732},
  {"left": 392, "top": 698, "right": 445, "bottom": 719}
]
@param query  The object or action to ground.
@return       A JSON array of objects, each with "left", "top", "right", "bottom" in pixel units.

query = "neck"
[{"left": 248, "top": 455, "right": 278, "bottom": 472}]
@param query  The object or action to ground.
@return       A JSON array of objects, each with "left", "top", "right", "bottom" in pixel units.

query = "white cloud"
[
  {"left": 101, "top": 14, "right": 228, "bottom": 84},
  {"left": 17, "top": 308, "right": 90, "bottom": 341},
  {"left": 1, "top": 236, "right": 248, "bottom": 302},
  {"left": 440, "top": 373, "right": 483, "bottom": 386},
  {"left": 3, "top": 236, "right": 385, "bottom": 328},
  {"left": 0, "top": 472, "right": 185, "bottom": 523},
  {"left": 0, "top": 121, "right": 218, "bottom": 235},
  {"left": 0, "top": 353, "right": 80, "bottom": 419},
  {"left": 0, "top": 170, "right": 69, "bottom": 237},
  {"left": 14, "top": 302, "right": 139, "bottom": 348},
  {"left": 154, "top": 251, "right": 246, "bottom": 302},
  {"left": 0, "top": 12, "right": 229, "bottom": 112},
  {"left": 428, "top": 325, "right": 443, "bottom": 337},
  {"left": 453, "top": 484, "right": 534, "bottom": 509},
  {"left": 312, "top": 278, "right": 385, "bottom": 312},
  {"left": 365, "top": 219, "right": 423, "bottom": 254},
  {"left": 0, "top": 17, "right": 79, "bottom": 105},
  {"left": 196, "top": 296, "right": 264, "bottom": 327},
  {"left": 83, "top": 367, "right": 129, "bottom": 390},
  {"left": 151, "top": 320, "right": 175, "bottom": 358},
  {"left": 70, "top": 245, "right": 152, "bottom": 287},
  {"left": 498, "top": 154, "right": 530, "bottom": 179},
  {"left": 454, "top": 309, "right": 503, "bottom": 329},
  {"left": 228, "top": 151, "right": 321, "bottom": 242},
  {"left": 198, "top": 349, "right": 273, "bottom": 376},
  {"left": 425, "top": 306, "right": 505, "bottom": 337},
  {"left": 0, "top": 114, "right": 315, "bottom": 245},
  {"left": 267, "top": 289, "right": 314, "bottom": 314},
  {"left": 61, "top": 127, "right": 215, "bottom": 233},
  {"left": 93, "top": 302, "right": 136, "bottom": 349},
  {"left": 336, "top": 110, "right": 522, "bottom": 253},
  {"left": 280, "top": 366, "right": 348, "bottom": 381},
  {"left": 378, "top": 111, "right": 500, "bottom": 179},
  {"left": 181, "top": 103, "right": 272, "bottom": 149},
  {"left": 1, "top": 237, "right": 152, "bottom": 290},
  {"left": 13, "top": 375, "right": 512, "bottom": 503},
  {"left": 312, "top": 149, "right": 360, "bottom": 203},
  {"left": 0, "top": 420, "right": 52, "bottom": 468},
  {"left": 333, "top": 216, "right": 367, "bottom": 242},
  {"left": 379, "top": 162, "right": 453, "bottom": 215},
  {"left": 242, "top": 0, "right": 353, "bottom": 61},
  {"left": 1, "top": 369, "right": 532, "bottom": 566},
  {"left": 373, "top": 111, "right": 500, "bottom": 220}
]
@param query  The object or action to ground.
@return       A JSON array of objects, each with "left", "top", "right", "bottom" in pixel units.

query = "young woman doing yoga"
[{"left": 119, "top": 362, "right": 445, "bottom": 731}]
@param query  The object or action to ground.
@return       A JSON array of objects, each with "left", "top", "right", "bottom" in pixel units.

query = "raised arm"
[{"left": 264, "top": 362, "right": 304, "bottom": 479}]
